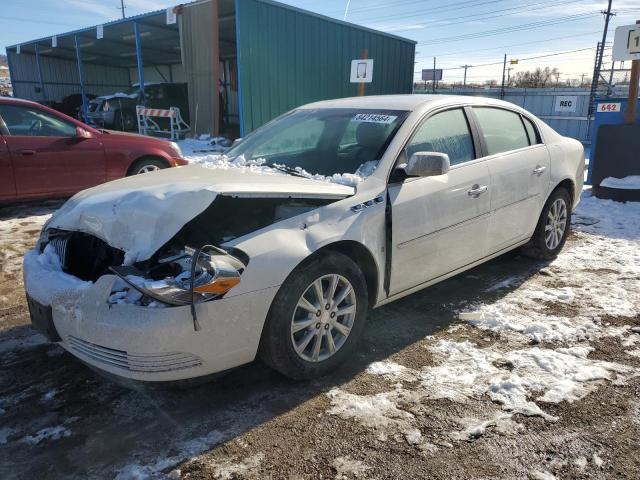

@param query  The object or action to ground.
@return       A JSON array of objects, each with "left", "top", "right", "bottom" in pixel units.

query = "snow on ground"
[
  {"left": 20, "top": 425, "right": 71, "bottom": 445},
  {"left": 327, "top": 188, "right": 640, "bottom": 442}
]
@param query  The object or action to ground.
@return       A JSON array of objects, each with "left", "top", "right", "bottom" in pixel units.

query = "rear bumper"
[{"left": 23, "top": 251, "right": 278, "bottom": 382}]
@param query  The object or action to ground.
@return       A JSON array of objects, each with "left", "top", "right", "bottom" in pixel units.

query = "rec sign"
[{"left": 554, "top": 96, "right": 578, "bottom": 113}]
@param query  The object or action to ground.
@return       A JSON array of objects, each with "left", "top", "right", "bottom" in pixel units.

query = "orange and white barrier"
[{"left": 136, "top": 105, "right": 190, "bottom": 140}]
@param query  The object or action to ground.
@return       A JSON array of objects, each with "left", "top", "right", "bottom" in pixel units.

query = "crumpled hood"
[{"left": 45, "top": 164, "right": 354, "bottom": 264}]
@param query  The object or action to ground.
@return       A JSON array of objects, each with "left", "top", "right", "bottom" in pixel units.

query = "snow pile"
[
  {"left": 0, "top": 213, "right": 51, "bottom": 273},
  {"left": 327, "top": 190, "right": 639, "bottom": 442},
  {"left": 178, "top": 136, "right": 231, "bottom": 157},
  {"left": 600, "top": 175, "right": 640, "bottom": 190},
  {"left": 20, "top": 425, "right": 71, "bottom": 445},
  {"left": 115, "top": 430, "right": 226, "bottom": 480},
  {"left": 328, "top": 340, "right": 631, "bottom": 440},
  {"left": 22, "top": 246, "right": 91, "bottom": 307},
  {"left": 207, "top": 453, "right": 264, "bottom": 480},
  {"left": 333, "top": 456, "right": 370, "bottom": 479}
]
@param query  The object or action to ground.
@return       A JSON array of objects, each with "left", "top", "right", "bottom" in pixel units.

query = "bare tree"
[{"left": 512, "top": 67, "right": 560, "bottom": 88}]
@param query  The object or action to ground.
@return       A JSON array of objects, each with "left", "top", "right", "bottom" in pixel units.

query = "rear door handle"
[
  {"left": 17, "top": 149, "right": 36, "bottom": 156},
  {"left": 533, "top": 165, "right": 546, "bottom": 175},
  {"left": 467, "top": 184, "right": 488, "bottom": 197}
]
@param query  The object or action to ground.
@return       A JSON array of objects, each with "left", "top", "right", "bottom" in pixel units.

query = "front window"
[
  {"left": 0, "top": 104, "right": 76, "bottom": 137},
  {"left": 227, "top": 108, "right": 409, "bottom": 177}
]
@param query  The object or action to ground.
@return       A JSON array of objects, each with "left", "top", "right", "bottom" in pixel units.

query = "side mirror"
[
  {"left": 399, "top": 151, "right": 450, "bottom": 178},
  {"left": 76, "top": 127, "right": 93, "bottom": 139}
]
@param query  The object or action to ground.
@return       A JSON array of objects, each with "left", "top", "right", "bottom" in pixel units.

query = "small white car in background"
[{"left": 24, "top": 95, "right": 584, "bottom": 384}]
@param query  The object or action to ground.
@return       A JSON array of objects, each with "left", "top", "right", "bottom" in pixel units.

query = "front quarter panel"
[{"left": 226, "top": 182, "right": 387, "bottom": 304}]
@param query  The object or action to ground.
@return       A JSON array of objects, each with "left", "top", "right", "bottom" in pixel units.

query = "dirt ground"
[{"left": 0, "top": 196, "right": 638, "bottom": 480}]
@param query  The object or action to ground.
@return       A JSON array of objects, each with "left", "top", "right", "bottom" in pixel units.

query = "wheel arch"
[
  {"left": 547, "top": 177, "right": 576, "bottom": 209},
  {"left": 287, "top": 240, "right": 380, "bottom": 308},
  {"left": 126, "top": 155, "right": 171, "bottom": 176}
]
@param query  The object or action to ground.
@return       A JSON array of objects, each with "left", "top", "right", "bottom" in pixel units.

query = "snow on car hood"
[{"left": 45, "top": 164, "right": 354, "bottom": 264}]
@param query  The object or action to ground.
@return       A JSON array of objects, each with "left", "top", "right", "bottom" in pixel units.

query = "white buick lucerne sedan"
[{"left": 24, "top": 95, "right": 584, "bottom": 383}]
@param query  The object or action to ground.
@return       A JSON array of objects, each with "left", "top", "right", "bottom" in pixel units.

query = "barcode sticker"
[{"left": 353, "top": 113, "right": 397, "bottom": 124}]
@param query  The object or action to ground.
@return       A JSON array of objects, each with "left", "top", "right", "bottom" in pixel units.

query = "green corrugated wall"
[{"left": 235, "top": 0, "right": 416, "bottom": 134}]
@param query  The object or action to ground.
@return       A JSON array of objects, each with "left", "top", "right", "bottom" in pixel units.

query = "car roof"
[
  {"left": 301, "top": 94, "right": 519, "bottom": 112},
  {"left": 0, "top": 96, "right": 42, "bottom": 107}
]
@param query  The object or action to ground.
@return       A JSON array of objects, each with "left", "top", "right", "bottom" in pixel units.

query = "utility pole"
[
  {"left": 461, "top": 64, "right": 471, "bottom": 87},
  {"left": 588, "top": 0, "right": 615, "bottom": 114},
  {"left": 500, "top": 53, "right": 507, "bottom": 99},
  {"left": 580, "top": 73, "right": 585, "bottom": 87},
  {"left": 120, "top": 0, "right": 126, "bottom": 19},
  {"left": 432, "top": 57, "right": 437, "bottom": 93},
  {"left": 555, "top": 71, "right": 560, "bottom": 87}
]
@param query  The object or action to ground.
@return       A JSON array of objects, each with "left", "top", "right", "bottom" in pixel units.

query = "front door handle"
[
  {"left": 17, "top": 149, "right": 36, "bottom": 156},
  {"left": 467, "top": 184, "right": 488, "bottom": 197},
  {"left": 533, "top": 165, "right": 546, "bottom": 175}
]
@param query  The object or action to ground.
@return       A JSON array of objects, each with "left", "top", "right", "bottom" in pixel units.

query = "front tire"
[
  {"left": 521, "top": 187, "right": 571, "bottom": 260},
  {"left": 127, "top": 157, "right": 168, "bottom": 176},
  {"left": 259, "top": 251, "right": 368, "bottom": 380}
]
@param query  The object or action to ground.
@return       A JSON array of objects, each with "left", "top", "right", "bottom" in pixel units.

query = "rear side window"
[
  {"left": 406, "top": 108, "right": 475, "bottom": 166},
  {"left": 521, "top": 115, "right": 540, "bottom": 145},
  {"left": 473, "top": 107, "right": 530, "bottom": 155}
]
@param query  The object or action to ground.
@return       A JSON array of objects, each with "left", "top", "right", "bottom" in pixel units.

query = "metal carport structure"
[
  {"left": 7, "top": 0, "right": 416, "bottom": 137},
  {"left": 5, "top": 9, "right": 181, "bottom": 123}
]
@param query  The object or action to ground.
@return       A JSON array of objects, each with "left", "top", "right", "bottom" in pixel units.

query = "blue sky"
[{"left": 2, "top": 0, "right": 639, "bottom": 83}]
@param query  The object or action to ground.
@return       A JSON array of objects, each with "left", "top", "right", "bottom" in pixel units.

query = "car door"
[
  {"left": 0, "top": 103, "right": 106, "bottom": 198},
  {"left": 471, "top": 107, "right": 550, "bottom": 253},
  {"left": 388, "top": 107, "right": 492, "bottom": 295},
  {"left": 0, "top": 133, "right": 16, "bottom": 202}
]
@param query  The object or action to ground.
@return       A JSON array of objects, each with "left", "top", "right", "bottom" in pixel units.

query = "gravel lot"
[{"left": 0, "top": 189, "right": 638, "bottom": 480}]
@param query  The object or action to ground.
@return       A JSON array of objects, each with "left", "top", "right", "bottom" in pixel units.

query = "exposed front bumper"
[
  {"left": 86, "top": 111, "right": 115, "bottom": 128},
  {"left": 24, "top": 255, "right": 278, "bottom": 382}
]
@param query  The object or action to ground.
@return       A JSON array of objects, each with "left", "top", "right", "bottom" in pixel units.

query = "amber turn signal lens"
[{"left": 193, "top": 277, "right": 240, "bottom": 295}]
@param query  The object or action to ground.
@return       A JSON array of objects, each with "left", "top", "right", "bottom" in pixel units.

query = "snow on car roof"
[{"left": 302, "top": 94, "right": 518, "bottom": 112}]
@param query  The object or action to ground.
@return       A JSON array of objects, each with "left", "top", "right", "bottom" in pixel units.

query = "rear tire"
[
  {"left": 259, "top": 251, "right": 368, "bottom": 380},
  {"left": 521, "top": 187, "right": 572, "bottom": 260},
  {"left": 114, "top": 110, "right": 136, "bottom": 131},
  {"left": 127, "top": 157, "right": 168, "bottom": 176}
]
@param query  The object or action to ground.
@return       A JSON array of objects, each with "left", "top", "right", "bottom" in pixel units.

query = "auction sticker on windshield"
[{"left": 353, "top": 113, "right": 398, "bottom": 124}]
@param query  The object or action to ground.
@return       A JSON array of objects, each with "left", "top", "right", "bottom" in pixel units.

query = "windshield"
[{"left": 226, "top": 108, "right": 409, "bottom": 177}]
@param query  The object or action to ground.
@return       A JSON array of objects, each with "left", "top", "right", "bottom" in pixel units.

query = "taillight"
[{"left": 103, "top": 101, "right": 109, "bottom": 112}]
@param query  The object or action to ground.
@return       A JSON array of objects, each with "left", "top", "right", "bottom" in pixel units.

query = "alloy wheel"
[
  {"left": 291, "top": 274, "right": 357, "bottom": 362},
  {"left": 137, "top": 165, "right": 160, "bottom": 174},
  {"left": 544, "top": 198, "right": 568, "bottom": 250}
]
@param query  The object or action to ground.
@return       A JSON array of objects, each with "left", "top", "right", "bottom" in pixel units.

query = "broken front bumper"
[{"left": 24, "top": 266, "right": 278, "bottom": 382}]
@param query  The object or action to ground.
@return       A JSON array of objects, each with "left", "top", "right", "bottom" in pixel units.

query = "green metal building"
[{"left": 6, "top": 0, "right": 416, "bottom": 137}]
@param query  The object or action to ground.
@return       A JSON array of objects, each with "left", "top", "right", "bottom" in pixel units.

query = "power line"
[
  {"left": 418, "top": 12, "right": 598, "bottom": 45},
  {"left": 416, "top": 30, "right": 603, "bottom": 59}
]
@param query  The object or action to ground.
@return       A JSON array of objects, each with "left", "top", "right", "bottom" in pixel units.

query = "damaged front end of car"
[{"left": 36, "top": 193, "right": 339, "bottom": 324}]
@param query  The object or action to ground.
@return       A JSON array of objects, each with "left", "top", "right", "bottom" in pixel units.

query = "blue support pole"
[
  {"left": 134, "top": 22, "right": 145, "bottom": 99},
  {"left": 74, "top": 35, "right": 88, "bottom": 122},
  {"left": 34, "top": 44, "right": 47, "bottom": 101}
]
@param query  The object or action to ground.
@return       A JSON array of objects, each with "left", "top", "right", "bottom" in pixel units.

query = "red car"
[{"left": 0, "top": 97, "right": 188, "bottom": 203}]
